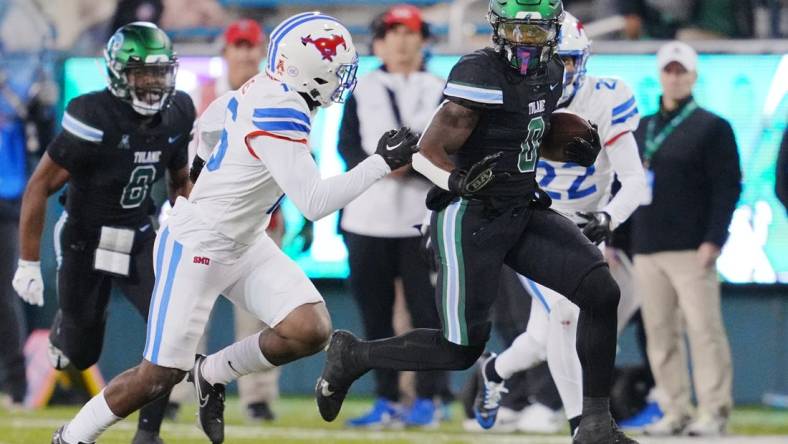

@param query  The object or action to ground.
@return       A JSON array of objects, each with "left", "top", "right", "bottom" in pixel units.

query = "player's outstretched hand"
[
  {"left": 564, "top": 122, "right": 602, "bottom": 167},
  {"left": 448, "top": 152, "right": 503, "bottom": 197},
  {"left": 577, "top": 211, "right": 613, "bottom": 245},
  {"left": 12, "top": 260, "right": 44, "bottom": 306},
  {"left": 375, "top": 127, "right": 420, "bottom": 171}
]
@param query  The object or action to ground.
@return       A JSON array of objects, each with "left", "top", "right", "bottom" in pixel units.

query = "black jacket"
[
  {"left": 777, "top": 128, "right": 788, "bottom": 213},
  {"left": 632, "top": 97, "right": 741, "bottom": 254}
]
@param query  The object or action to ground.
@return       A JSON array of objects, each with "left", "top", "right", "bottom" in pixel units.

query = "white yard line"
[{"left": 1, "top": 417, "right": 786, "bottom": 444}]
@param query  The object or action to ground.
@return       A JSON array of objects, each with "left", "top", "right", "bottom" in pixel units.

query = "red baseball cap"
[
  {"left": 224, "top": 19, "right": 264, "bottom": 47},
  {"left": 382, "top": 4, "right": 423, "bottom": 33}
]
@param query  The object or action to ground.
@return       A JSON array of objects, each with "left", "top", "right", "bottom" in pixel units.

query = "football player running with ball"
[
  {"left": 477, "top": 11, "right": 647, "bottom": 436},
  {"left": 316, "top": 2, "right": 638, "bottom": 443},
  {"left": 50, "top": 12, "right": 418, "bottom": 444},
  {"left": 14, "top": 22, "right": 194, "bottom": 444}
]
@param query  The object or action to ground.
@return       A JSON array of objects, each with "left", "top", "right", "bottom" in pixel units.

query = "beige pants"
[{"left": 634, "top": 250, "right": 733, "bottom": 418}]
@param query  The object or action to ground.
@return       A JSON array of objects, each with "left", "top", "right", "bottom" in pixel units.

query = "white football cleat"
[{"left": 517, "top": 402, "right": 564, "bottom": 434}]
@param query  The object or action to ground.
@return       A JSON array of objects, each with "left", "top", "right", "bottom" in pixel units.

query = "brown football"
[{"left": 540, "top": 112, "right": 594, "bottom": 161}]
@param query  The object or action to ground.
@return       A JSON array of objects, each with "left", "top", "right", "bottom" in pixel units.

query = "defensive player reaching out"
[
  {"left": 479, "top": 11, "right": 647, "bottom": 435},
  {"left": 51, "top": 13, "right": 418, "bottom": 444},
  {"left": 13, "top": 22, "right": 194, "bottom": 444},
  {"left": 315, "top": 2, "right": 637, "bottom": 443}
]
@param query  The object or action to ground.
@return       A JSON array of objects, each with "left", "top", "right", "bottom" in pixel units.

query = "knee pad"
[
  {"left": 574, "top": 266, "right": 620, "bottom": 313},
  {"left": 54, "top": 318, "right": 106, "bottom": 370}
]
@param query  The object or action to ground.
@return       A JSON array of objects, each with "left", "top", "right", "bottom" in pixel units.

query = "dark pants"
[
  {"left": 52, "top": 217, "right": 169, "bottom": 433},
  {"left": 495, "top": 265, "right": 562, "bottom": 411},
  {"left": 344, "top": 232, "right": 450, "bottom": 401},
  {"left": 0, "top": 202, "right": 27, "bottom": 403},
  {"left": 51, "top": 221, "right": 156, "bottom": 368}
]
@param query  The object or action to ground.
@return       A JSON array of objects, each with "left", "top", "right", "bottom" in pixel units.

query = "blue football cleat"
[
  {"left": 346, "top": 397, "right": 401, "bottom": 428},
  {"left": 619, "top": 402, "right": 663, "bottom": 431},
  {"left": 402, "top": 398, "right": 437, "bottom": 427},
  {"left": 473, "top": 353, "right": 508, "bottom": 430}
]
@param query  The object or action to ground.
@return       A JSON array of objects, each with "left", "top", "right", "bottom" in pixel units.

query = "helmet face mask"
[
  {"left": 329, "top": 60, "right": 358, "bottom": 103},
  {"left": 556, "top": 11, "right": 591, "bottom": 105},
  {"left": 266, "top": 12, "right": 359, "bottom": 108},
  {"left": 124, "top": 61, "right": 178, "bottom": 115},
  {"left": 487, "top": 0, "right": 564, "bottom": 75},
  {"left": 104, "top": 22, "right": 178, "bottom": 115}
]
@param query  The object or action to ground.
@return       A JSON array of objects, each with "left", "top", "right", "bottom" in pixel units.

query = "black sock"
[
  {"left": 138, "top": 390, "right": 171, "bottom": 433},
  {"left": 569, "top": 415, "right": 582, "bottom": 436},
  {"left": 484, "top": 357, "right": 503, "bottom": 383},
  {"left": 356, "top": 328, "right": 483, "bottom": 372},
  {"left": 582, "top": 397, "right": 611, "bottom": 418}
]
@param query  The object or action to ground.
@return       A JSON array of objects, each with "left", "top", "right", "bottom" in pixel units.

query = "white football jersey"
[
  {"left": 170, "top": 73, "right": 313, "bottom": 250},
  {"left": 538, "top": 76, "right": 640, "bottom": 223}
]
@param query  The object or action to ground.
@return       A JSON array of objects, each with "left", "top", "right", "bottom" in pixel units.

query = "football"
[{"left": 540, "top": 111, "right": 595, "bottom": 161}]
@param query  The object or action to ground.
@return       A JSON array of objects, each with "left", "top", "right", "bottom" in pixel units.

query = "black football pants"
[{"left": 344, "top": 232, "right": 451, "bottom": 402}]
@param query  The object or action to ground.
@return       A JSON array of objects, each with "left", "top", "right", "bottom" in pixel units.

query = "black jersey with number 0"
[
  {"left": 47, "top": 89, "right": 194, "bottom": 232},
  {"left": 443, "top": 48, "right": 564, "bottom": 197}
]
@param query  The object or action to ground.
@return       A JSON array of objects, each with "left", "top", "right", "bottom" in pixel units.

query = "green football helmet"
[
  {"left": 104, "top": 22, "right": 178, "bottom": 115},
  {"left": 487, "top": 0, "right": 564, "bottom": 75}
]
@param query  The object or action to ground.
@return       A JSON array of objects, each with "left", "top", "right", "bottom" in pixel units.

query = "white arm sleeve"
[
  {"left": 412, "top": 152, "right": 451, "bottom": 191},
  {"left": 250, "top": 136, "right": 391, "bottom": 221},
  {"left": 602, "top": 131, "right": 647, "bottom": 229}
]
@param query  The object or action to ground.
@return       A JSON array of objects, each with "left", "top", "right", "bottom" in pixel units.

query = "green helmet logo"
[
  {"left": 104, "top": 22, "right": 178, "bottom": 115},
  {"left": 487, "top": 0, "right": 564, "bottom": 74}
]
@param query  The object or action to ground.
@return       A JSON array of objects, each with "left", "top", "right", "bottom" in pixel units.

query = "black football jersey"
[
  {"left": 443, "top": 48, "right": 564, "bottom": 197},
  {"left": 47, "top": 89, "right": 194, "bottom": 231}
]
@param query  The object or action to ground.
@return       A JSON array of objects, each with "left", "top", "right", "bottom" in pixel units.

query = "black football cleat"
[
  {"left": 315, "top": 330, "right": 367, "bottom": 422},
  {"left": 51, "top": 425, "right": 90, "bottom": 444},
  {"left": 573, "top": 415, "right": 639, "bottom": 444},
  {"left": 131, "top": 429, "right": 164, "bottom": 444},
  {"left": 189, "top": 354, "right": 225, "bottom": 443}
]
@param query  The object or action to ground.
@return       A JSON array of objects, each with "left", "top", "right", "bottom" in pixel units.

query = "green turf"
[{"left": 0, "top": 397, "right": 786, "bottom": 443}]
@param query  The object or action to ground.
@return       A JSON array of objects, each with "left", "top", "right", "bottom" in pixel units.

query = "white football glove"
[{"left": 13, "top": 259, "right": 44, "bottom": 306}]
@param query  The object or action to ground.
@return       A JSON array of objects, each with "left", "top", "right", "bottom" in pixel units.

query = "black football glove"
[
  {"left": 448, "top": 152, "right": 504, "bottom": 197},
  {"left": 564, "top": 122, "right": 602, "bottom": 167},
  {"left": 577, "top": 211, "right": 612, "bottom": 245},
  {"left": 375, "top": 127, "right": 420, "bottom": 170}
]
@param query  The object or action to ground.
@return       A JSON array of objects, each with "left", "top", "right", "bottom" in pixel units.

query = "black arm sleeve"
[
  {"left": 337, "top": 94, "right": 366, "bottom": 170},
  {"left": 703, "top": 118, "right": 742, "bottom": 247},
  {"left": 190, "top": 154, "right": 205, "bottom": 183},
  {"left": 777, "top": 128, "right": 788, "bottom": 212}
]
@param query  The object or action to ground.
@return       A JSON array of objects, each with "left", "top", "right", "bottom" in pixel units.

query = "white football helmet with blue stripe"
[
  {"left": 265, "top": 12, "right": 358, "bottom": 108},
  {"left": 557, "top": 12, "right": 590, "bottom": 106}
]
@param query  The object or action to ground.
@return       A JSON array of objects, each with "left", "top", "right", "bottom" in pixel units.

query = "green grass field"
[{"left": 1, "top": 397, "right": 787, "bottom": 443}]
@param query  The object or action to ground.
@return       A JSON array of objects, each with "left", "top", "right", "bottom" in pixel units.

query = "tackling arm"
[
  {"left": 249, "top": 136, "right": 390, "bottom": 221},
  {"left": 18, "top": 153, "right": 70, "bottom": 261}
]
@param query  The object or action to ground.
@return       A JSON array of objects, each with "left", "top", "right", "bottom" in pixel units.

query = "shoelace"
[
  {"left": 482, "top": 381, "right": 509, "bottom": 410},
  {"left": 207, "top": 385, "right": 225, "bottom": 421}
]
